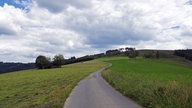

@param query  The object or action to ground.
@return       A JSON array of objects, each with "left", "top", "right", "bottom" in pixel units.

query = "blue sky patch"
[{"left": 0, "top": 0, "right": 28, "bottom": 9}]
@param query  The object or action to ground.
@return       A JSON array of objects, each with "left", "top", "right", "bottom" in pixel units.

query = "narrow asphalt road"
[{"left": 63, "top": 65, "right": 142, "bottom": 108}]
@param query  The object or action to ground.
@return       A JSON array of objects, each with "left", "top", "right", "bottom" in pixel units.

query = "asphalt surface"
[{"left": 63, "top": 66, "right": 142, "bottom": 108}]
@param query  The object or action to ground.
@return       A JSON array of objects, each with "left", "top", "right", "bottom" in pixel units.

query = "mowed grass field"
[
  {"left": 101, "top": 57, "right": 192, "bottom": 108},
  {"left": 0, "top": 60, "right": 107, "bottom": 108}
]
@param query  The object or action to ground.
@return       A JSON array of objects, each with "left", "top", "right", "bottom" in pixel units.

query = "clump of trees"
[
  {"left": 35, "top": 47, "right": 140, "bottom": 69},
  {"left": 174, "top": 49, "right": 192, "bottom": 61},
  {"left": 35, "top": 54, "right": 95, "bottom": 69},
  {"left": 106, "top": 49, "right": 121, "bottom": 56},
  {"left": 105, "top": 47, "right": 138, "bottom": 58},
  {"left": 64, "top": 55, "right": 94, "bottom": 65},
  {"left": 35, "top": 54, "right": 65, "bottom": 69},
  {"left": 105, "top": 47, "right": 136, "bottom": 57}
]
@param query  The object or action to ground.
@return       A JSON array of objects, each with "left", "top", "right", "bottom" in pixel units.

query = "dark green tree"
[
  {"left": 53, "top": 54, "right": 65, "bottom": 67},
  {"left": 35, "top": 55, "right": 51, "bottom": 69}
]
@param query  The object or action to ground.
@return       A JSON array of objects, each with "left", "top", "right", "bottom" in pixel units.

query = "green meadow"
[
  {"left": 0, "top": 60, "right": 107, "bottom": 108},
  {"left": 101, "top": 57, "right": 192, "bottom": 108}
]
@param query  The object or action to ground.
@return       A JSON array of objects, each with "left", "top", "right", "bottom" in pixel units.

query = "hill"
[
  {"left": 0, "top": 62, "right": 36, "bottom": 74},
  {"left": 101, "top": 57, "right": 192, "bottom": 108}
]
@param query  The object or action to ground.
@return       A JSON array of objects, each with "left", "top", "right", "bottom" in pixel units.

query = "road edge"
[{"left": 63, "top": 63, "right": 112, "bottom": 108}]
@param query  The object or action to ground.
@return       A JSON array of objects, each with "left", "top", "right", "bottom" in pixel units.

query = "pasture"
[
  {"left": 0, "top": 60, "right": 107, "bottom": 108},
  {"left": 101, "top": 57, "right": 192, "bottom": 108}
]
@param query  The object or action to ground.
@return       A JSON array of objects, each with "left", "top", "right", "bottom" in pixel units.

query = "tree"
[
  {"left": 35, "top": 55, "right": 51, "bottom": 69},
  {"left": 70, "top": 56, "right": 76, "bottom": 60},
  {"left": 53, "top": 54, "right": 65, "bottom": 67}
]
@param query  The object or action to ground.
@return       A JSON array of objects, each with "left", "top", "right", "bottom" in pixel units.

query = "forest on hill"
[{"left": 0, "top": 62, "right": 35, "bottom": 74}]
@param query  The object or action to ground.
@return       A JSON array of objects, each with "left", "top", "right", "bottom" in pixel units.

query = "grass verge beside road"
[
  {"left": 101, "top": 57, "right": 192, "bottom": 108},
  {"left": 0, "top": 60, "right": 107, "bottom": 108}
]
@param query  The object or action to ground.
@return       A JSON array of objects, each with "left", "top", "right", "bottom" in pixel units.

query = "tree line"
[
  {"left": 35, "top": 47, "right": 137, "bottom": 69},
  {"left": 174, "top": 49, "right": 192, "bottom": 61},
  {"left": 105, "top": 47, "right": 136, "bottom": 57},
  {"left": 0, "top": 62, "right": 35, "bottom": 74},
  {"left": 35, "top": 54, "right": 65, "bottom": 69},
  {"left": 35, "top": 54, "right": 95, "bottom": 69}
]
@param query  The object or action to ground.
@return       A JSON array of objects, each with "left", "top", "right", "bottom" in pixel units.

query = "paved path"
[{"left": 63, "top": 66, "right": 142, "bottom": 108}]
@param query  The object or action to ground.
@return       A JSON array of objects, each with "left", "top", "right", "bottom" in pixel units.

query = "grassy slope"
[
  {"left": 100, "top": 57, "right": 192, "bottom": 108},
  {"left": 0, "top": 60, "right": 107, "bottom": 108}
]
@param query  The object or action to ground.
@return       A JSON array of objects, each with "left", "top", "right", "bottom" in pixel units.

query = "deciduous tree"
[
  {"left": 53, "top": 54, "right": 65, "bottom": 67},
  {"left": 35, "top": 55, "right": 51, "bottom": 69}
]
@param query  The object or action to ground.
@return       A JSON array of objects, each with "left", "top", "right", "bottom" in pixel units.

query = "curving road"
[{"left": 63, "top": 66, "right": 142, "bottom": 108}]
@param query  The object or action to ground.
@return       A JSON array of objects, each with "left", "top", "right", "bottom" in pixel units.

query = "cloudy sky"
[{"left": 0, "top": 0, "right": 192, "bottom": 62}]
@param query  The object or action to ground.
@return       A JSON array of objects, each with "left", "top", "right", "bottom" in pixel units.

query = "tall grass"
[{"left": 101, "top": 57, "right": 192, "bottom": 108}]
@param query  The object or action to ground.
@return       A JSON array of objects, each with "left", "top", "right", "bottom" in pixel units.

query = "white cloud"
[
  {"left": 34, "top": 0, "right": 92, "bottom": 13},
  {"left": 0, "top": 0, "right": 192, "bottom": 62},
  {"left": 0, "top": 3, "right": 91, "bottom": 62},
  {"left": 0, "top": 4, "right": 22, "bottom": 35}
]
